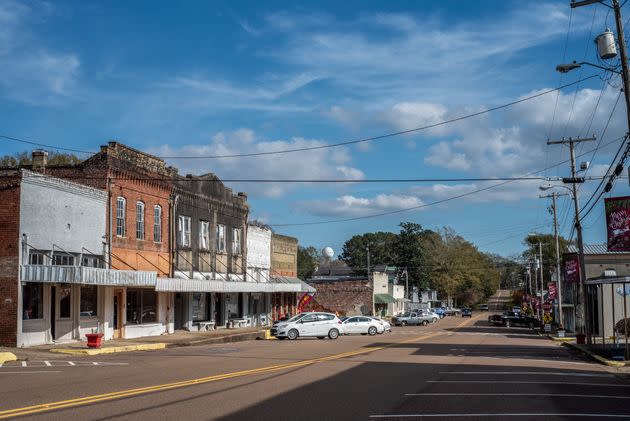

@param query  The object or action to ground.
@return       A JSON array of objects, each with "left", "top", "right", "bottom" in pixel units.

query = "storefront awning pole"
[
  {"left": 611, "top": 282, "right": 616, "bottom": 355},
  {"left": 600, "top": 285, "right": 605, "bottom": 351}
]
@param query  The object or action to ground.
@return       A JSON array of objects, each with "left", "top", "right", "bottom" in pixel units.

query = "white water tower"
[{"left": 322, "top": 247, "right": 334, "bottom": 261}]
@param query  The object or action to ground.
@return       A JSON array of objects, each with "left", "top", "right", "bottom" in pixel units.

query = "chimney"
[
  {"left": 238, "top": 192, "right": 248, "bottom": 201},
  {"left": 32, "top": 150, "right": 48, "bottom": 173}
]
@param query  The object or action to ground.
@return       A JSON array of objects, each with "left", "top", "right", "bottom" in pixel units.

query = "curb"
[
  {"left": 0, "top": 351, "right": 18, "bottom": 364},
  {"left": 547, "top": 335, "right": 575, "bottom": 342},
  {"left": 562, "top": 342, "right": 628, "bottom": 367},
  {"left": 50, "top": 343, "right": 167, "bottom": 356}
]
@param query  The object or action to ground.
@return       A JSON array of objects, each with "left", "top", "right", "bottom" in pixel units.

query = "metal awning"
[
  {"left": 20, "top": 265, "right": 156, "bottom": 287},
  {"left": 156, "top": 277, "right": 313, "bottom": 293},
  {"left": 584, "top": 275, "right": 630, "bottom": 285},
  {"left": 269, "top": 276, "right": 316, "bottom": 293},
  {"left": 374, "top": 293, "right": 397, "bottom": 304}
]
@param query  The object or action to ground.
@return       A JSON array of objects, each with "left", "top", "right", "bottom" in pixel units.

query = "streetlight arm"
[{"left": 556, "top": 61, "right": 620, "bottom": 74}]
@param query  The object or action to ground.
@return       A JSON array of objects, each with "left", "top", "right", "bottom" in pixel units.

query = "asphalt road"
[{"left": 1, "top": 312, "right": 629, "bottom": 420}]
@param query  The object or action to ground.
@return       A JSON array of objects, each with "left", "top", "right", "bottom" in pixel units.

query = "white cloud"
[
  {"left": 296, "top": 193, "right": 424, "bottom": 218},
  {"left": 150, "top": 128, "right": 364, "bottom": 198},
  {"left": 424, "top": 142, "right": 471, "bottom": 171},
  {"left": 0, "top": 1, "right": 81, "bottom": 105}
]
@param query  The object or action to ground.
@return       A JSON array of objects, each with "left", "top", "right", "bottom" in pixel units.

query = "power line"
[
  {"left": 3, "top": 77, "right": 597, "bottom": 160},
  {"left": 269, "top": 136, "right": 625, "bottom": 227}
]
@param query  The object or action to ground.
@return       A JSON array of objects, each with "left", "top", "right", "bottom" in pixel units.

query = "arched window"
[
  {"left": 116, "top": 197, "right": 126, "bottom": 237},
  {"left": 153, "top": 205, "right": 162, "bottom": 243},
  {"left": 136, "top": 201, "right": 145, "bottom": 240}
]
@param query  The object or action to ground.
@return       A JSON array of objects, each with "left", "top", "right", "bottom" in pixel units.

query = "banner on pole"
[
  {"left": 563, "top": 253, "right": 580, "bottom": 284},
  {"left": 605, "top": 196, "right": 630, "bottom": 251}
]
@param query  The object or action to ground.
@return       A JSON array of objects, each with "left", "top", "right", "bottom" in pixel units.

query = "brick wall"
[
  {"left": 303, "top": 280, "right": 373, "bottom": 316},
  {"left": 0, "top": 175, "right": 20, "bottom": 346}
]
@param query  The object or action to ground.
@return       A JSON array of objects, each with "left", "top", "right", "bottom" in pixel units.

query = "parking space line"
[
  {"left": 43, "top": 361, "right": 51, "bottom": 367},
  {"left": 20, "top": 362, "right": 26, "bottom": 367},
  {"left": 67, "top": 361, "right": 75, "bottom": 366},
  {"left": 404, "top": 393, "right": 630, "bottom": 399},
  {"left": 439, "top": 371, "right": 615, "bottom": 378},
  {"left": 370, "top": 414, "right": 630, "bottom": 418},
  {"left": 427, "top": 381, "right": 630, "bottom": 387},
  {"left": 0, "top": 371, "right": 61, "bottom": 375}
]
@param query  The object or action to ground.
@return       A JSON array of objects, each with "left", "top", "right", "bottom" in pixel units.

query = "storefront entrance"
[{"left": 113, "top": 290, "right": 123, "bottom": 339}]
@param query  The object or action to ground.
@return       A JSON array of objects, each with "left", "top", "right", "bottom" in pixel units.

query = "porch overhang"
[
  {"left": 269, "top": 276, "right": 316, "bottom": 293},
  {"left": 155, "top": 277, "right": 311, "bottom": 293},
  {"left": 20, "top": 265, "right": 157, "bottom": 287}
]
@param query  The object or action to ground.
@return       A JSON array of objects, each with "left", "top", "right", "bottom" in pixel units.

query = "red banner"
[
  {"left": 605, "top": 196, "right": 630, "bottom": 251},
  {"left": 297, "top": 292, "right": 315, "bottom": 312},
  {"left": 563, "top": 254, "right": 580, "bottom": 284},
  {"left": 548, "top": 282, "right": 557, "bottom": 300}
]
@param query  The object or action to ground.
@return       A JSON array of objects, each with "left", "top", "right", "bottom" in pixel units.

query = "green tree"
[
  {"left": 339, "top": 231, "right": 398, "bottom": 275},
  {"left": 297, "top": 246, "right": 319, "bottom": 281},
  {"left": 0, "top": 151, "right": 82, "bottom": 167},
  {"left": 395, "top": 222, "right": 434, "bottom": 293}
]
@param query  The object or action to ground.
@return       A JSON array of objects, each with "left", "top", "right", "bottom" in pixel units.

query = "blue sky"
[{"left": 2, "top": 0, "right": 630, "bottom": 259}]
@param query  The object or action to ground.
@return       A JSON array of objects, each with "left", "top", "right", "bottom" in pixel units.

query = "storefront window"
[
  {"left": 22, "top": 283, "right": 43, "bottom": 320},
  {"left": 80, "top": 285, "right": 98, "bottom": 317},
  {"left": 126, "top": 288, "right": 158, "bottom": 324},
  {"left": 59, "top": 285, "right": 71, "bottom": 319},
  {"left": 192, "top": 293, "right": 210, "bottom": 321}
]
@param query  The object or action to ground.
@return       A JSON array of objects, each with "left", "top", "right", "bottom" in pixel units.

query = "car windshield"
[{"left": 286, "top": 314, "right": 305, "bottom": 323}]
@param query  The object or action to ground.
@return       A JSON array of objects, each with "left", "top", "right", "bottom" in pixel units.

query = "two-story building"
[{"left": 0, "top": 167, "right": 157, "bottom": 347}]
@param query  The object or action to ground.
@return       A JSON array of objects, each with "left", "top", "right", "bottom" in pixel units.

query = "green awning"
[{"left": 374, "top": 293, "right": 397, "bottom": 304}]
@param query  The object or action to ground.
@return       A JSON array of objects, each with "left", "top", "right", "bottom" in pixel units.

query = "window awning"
[
  {"left": 269, "top": 276, "right": 316, "bottom": 293},
  {"left": 20, "top": 265, "right": 156, "bottom": 287},
  {"left": 374, "top": 293, "right": 397, "bottom": 304}
]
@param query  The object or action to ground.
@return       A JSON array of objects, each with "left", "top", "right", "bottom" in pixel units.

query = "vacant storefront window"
[
  {"left": 22, "top": 283, "right": 43, "bottom": 320},
  {"left": 59, "top": 285, "right": 72, "bottom": 319},
  {"left": 80, "top": 285, "right": 98, "bottom": 317},
  {"left": 126, "top": 288, "right": 158, "bottom": 324},
  {"left": 191, "top": 293, "right": 210, "bottom": 321}
]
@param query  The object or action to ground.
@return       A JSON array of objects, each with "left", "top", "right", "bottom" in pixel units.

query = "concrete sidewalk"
[{"left": 1, "top": 327, "right": 267, "bottom": 359}]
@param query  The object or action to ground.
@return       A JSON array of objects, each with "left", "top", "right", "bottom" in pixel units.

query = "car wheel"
[
  {"left": 401, "top": 321, "right": 408, "bottom": 326},
  {"left": 317, "top": 336, "right": 325, "bottom": 339},
  {"left": 368, "top": 326, "right": 377, "bottom": 336},
  {"left": 287, "top": 329, "right": 299, "bottom": 340},
  {"left": 421, "top": 320, "right": 429, "bottom": 326},
  {"left": 433, "top": 318, "right": 438, "bottom": 323},
  {"left": 328, "top": 328, "right": 339, "bottom": 340}
]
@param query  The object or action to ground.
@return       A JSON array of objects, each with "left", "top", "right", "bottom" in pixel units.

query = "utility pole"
[
  {"left": 534, "top": 257, "right": 542, "bottom": 319},
  {"left": 570, "top": 0, "right": 630, "bottom": 345},
  {"left": 540, "top": 191, "right": 569, "bottom": 328},
  {"left": 539, "top": 241, "right": 544, "bottom": 322},
  {"left": 547, "top": 136, "right": 594, "bottom": 340},
  {"left": 366, "top": 244, "right": 371, "bottom": 278},
  {"left": 404, "top": 267, "right": 409, "bottom": 301}
]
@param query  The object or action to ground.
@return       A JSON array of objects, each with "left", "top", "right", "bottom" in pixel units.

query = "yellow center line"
[{"left": 0, "top": 331, "right": 444, "bottom": 419}]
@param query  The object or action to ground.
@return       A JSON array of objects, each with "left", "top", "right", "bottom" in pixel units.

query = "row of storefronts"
[{"left": 0, "top": 144, "right": 312, "bottom": 347}]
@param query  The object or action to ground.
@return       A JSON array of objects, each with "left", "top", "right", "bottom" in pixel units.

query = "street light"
[{"left": 556, "top": 61, "right": 620, "bottom": 74}]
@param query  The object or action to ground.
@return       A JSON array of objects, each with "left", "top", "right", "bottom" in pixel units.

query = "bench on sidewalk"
[
  {"left": 196, "top": 321, "right": 216, "bottom": 331},
  {"left": 228, "top": 318, "right": 250, "bottom": 328}
]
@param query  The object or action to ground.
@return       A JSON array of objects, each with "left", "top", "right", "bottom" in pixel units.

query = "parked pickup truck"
[
  {"left": 392, "top": 312, "right": 434, "bottom": 326},
  {"left": 488, "top": 311, "right": 540, "bottom": 328}
]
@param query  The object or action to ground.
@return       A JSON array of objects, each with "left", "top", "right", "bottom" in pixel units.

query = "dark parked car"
[
  {"left": 488, "top": 311, "right": 539, "bottom": 328},
  {"left": 461, "top": 308, "right": 472, "bottom": 318}
]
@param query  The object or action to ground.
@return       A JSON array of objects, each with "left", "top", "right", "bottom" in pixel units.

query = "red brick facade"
[
  {"left": 0, "top": 174, "right": 21, "bottom": 346},
  {"left": 302, "top": 280, "right": 373, "bottom": 317}
]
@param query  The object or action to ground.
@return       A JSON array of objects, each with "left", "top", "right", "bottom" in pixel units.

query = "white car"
[
  {"left": 342, "top": 316, "right": 384, "bottom": 336},
  {"left": 423, "top": 311, "right": 440, "bottom": 323},
  {"left": 370, "top": 317, "right": 391, "bottom": 333},
  {"left": 271, "top": 312, "right": 342, "bottom": 340}
]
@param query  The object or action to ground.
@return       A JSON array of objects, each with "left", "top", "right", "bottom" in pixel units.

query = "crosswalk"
[{"left": 0, "top": 360, "right": 128, "bottom": 368}]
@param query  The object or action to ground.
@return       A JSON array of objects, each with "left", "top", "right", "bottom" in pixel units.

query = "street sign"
[{"left": 544, "top": 324, "right": 551, "bottom": 333}]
